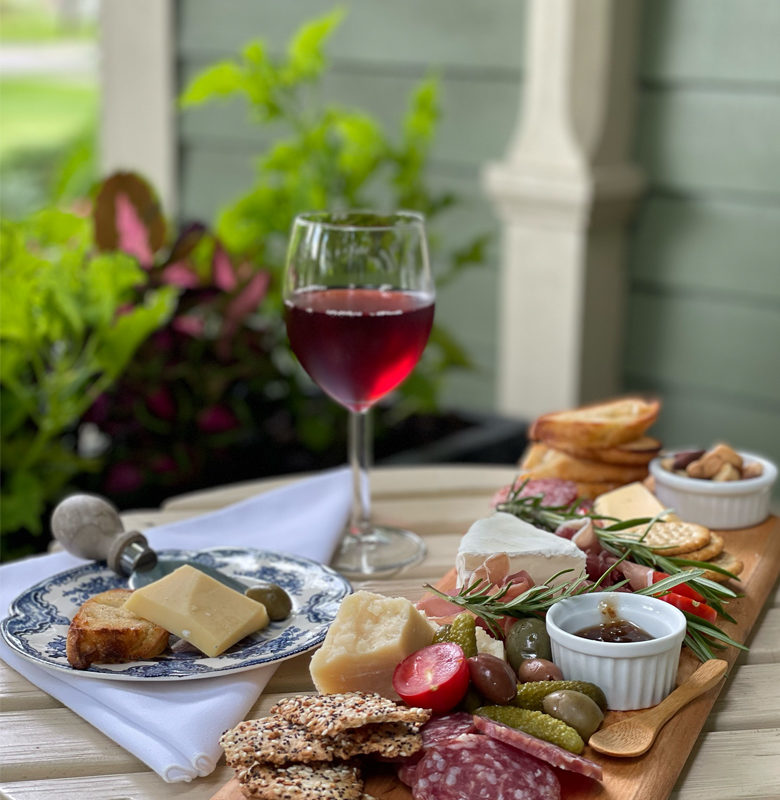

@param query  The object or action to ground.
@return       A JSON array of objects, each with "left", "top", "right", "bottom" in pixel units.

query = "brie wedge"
[{"left": 455, "top": 512, "right": 587, "bottom": 589}]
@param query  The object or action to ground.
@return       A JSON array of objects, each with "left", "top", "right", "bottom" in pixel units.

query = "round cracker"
[
  {"left": 620, "top": 520, "right": 711, "bottom": 555},
  {"left": 677, "top": 531, "right": 724, "bottom": 563},
  {"left": 701, "top": 551, "right": 744, "bottom": 583}
]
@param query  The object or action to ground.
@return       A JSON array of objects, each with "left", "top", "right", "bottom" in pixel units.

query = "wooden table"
[{"left": 1, "top": 465, "right": 778, "bottom": 800}]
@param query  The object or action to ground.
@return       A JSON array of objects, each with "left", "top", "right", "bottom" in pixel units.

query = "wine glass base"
[{"left": 331, "top": 526, "right": 427, "bottom": 578}]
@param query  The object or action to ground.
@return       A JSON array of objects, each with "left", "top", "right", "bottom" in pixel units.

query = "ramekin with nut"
[{"left": 660, "top": 443, "right": 764, "bottom": 482}]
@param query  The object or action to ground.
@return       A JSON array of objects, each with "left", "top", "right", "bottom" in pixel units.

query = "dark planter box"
[{"left": 378, "top": 411, "right": 528, "bottom": 466}]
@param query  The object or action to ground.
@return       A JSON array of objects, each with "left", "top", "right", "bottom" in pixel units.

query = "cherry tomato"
[
  {"left": 658, "top": 592, "right": 717, "bottom": 623},
  {"left": 393, "top": 642, "right": 470, "bottom": 713},
  {"left": 651, "top": 571, "right": 706, "bottom": 603}
]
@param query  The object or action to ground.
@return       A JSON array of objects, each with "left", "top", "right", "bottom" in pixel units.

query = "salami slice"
[
  {"left": 517, "top": 478, "right": 579, "bottom": 507},
  {"left": 395, "top": 710, "right": 476, "bottom": 783},
  {"left": 412, "top": 733, "right": 560, "bottom": 800},
  {"left": 420, "top": 712, "right": 477, "bottom": 750},
  {"left": 473, "top": 715, "right": 603, "bottom": 782},
  {"left": 398, "top": 760, "right": 419, "bottom": 787}
]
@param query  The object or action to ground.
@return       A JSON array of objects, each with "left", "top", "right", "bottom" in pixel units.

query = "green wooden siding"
[
  {"left": 626, "top": 0, "right": 780, "bottom": 466},
  {"left": 174, "top": 0, "right": 526, "bottom": 413}
]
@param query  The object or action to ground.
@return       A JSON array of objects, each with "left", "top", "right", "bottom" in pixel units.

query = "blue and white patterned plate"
[{"left": 0, "top": 548, "right": 351, "bottom": 681}]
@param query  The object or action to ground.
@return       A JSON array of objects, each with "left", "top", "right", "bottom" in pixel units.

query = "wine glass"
[{"left": 283, "top": 210, "right": 435, "bottom": 576}]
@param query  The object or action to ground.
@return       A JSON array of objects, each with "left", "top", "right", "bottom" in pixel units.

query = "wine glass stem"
[{"left": 348, "top": 409, "right": 372, "bottom": 536}]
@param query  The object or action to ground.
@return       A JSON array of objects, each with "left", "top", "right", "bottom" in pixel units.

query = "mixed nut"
[{"left": 661, "top": 443, "right": 763, "bottom": 482}]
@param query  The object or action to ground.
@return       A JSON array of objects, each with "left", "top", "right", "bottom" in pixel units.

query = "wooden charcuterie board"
[{"left": 212, "top": 516, "right": 780, "bottom": 800}]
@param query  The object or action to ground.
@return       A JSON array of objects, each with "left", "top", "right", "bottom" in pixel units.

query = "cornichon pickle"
[
  {"left": 434, "top": 612, "right": 478, "bottom": 658},
  {"left": 476, "top": 705, "right": 584, "bottom": 754},
  {"left": 512, "top": 680, "right": 608, "bottom": 712},
  {"left": 459, "top": 686, "right": 484, "bottom": 714}
]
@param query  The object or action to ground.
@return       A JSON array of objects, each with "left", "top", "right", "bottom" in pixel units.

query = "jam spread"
[
  {"left": 575, "top": 619, "right": 654, "bottom": 643},
  {"left": 574, "top": 599, "right": 654, "bottom": 643}
]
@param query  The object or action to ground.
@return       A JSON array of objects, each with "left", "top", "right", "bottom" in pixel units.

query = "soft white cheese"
[{"left": 455, "top": 512, "right": 587, "bottom": 589}]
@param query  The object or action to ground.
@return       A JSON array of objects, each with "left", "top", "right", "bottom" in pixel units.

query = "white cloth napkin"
[{"left": 0, "top": 467, "right": 352, "bottom": 782}]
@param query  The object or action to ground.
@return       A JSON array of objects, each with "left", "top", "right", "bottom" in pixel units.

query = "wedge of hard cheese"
[
  {"left": 455, "top": 512, "right": 587, "bottom": 590},
  {"left": 593, "top": 482, "right": 678, "bottom": 522},
  {"left": 309, "top": 591, "right": 434, "bottom": 699},
  {"left": 123, "top": 564, "right": 269, "bottom": 658}
]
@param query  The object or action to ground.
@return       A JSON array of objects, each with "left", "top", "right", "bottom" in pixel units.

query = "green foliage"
[
  {"left": 0, "top": 209, "right": 176, "bottom": 557},
  {"left": 180, "top": 9, "right": 480, "bottom": 415}
]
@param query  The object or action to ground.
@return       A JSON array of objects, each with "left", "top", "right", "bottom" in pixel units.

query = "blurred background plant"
[
  {"left": 0, "top": 7, "right": 490, "bottom": 559},
  {"left": 0, "top": 204, "right": 176, "bottom": 560},
  {"left": 76, "top": 9, "right": 488, "bottom": 507}
]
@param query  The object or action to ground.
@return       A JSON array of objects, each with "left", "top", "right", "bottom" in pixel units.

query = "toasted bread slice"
[
  {"left": 571, "top": 480, "right": 623, "bottom": 500},
  {"left": 520, "top": 443, "right": 650, "bottom": 485},
  {"left": 529, "top": 397, "right": 660, "bottom": 450},
  {"left": 542, "top": 435, "right": 662, "bottom": 466},
  {"left": 66, "top": 588, "right": 169, "bottom": 670}
]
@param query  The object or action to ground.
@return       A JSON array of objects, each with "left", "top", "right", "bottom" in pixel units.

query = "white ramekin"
[
  {"left": 649, "top": 451, "right": 777, "bottom": 530},
  {"left": 546, "top": 592, "right": 686, "bottom": 711}
]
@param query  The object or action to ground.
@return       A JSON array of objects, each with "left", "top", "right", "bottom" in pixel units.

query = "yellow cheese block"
[
  {"left": 593, "top": 482, "right": 678, "bottom": 522},
  {"left": 309, "top": 591, "right": 434, "bottom": 699},
  {"left": 123, "top": 565, "right": 269, "bottom": 658}
]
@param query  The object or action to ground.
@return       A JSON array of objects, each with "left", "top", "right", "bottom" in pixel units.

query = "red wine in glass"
[
  {"left": 283, "top": 210, "right": 435, "bottom": 576},
  {"left": 284, "top": 287, "right": 435, "bottom": 413}
]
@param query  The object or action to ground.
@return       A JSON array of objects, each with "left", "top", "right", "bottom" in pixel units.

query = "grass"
[
  {"left": 0, "top": 77, "right": 97, "bottom": 165},
  {"left": 0, "top": 0, "right": 96, "bottom": 42},
  {"left": 0, "top": 76, "right": 98, "bottom": 218}
]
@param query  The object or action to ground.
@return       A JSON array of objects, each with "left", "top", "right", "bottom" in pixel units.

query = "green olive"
[
  {"left": 246, "top": 584, "right": 292, "bottom": 620},
  {"left": 506, "top": 617, "right": 551, "bottom": 671},
  {"left": 542, "top": 690, "right": 604, "bottom": 741}
]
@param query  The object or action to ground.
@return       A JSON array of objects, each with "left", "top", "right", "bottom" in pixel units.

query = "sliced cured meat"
[
  {"left": 412, "top": 733, "right": 561, "bottom": 800},
  {"left": 420, "top": 712, "right": 476, "bottom": 750},
  {"left": 473, "top": 715, "right": 603, "bottom": 782},
  {"left": 618, "top": 560, "right": 655, "bottom": 591},
  {"left": 415, "top": 591, "right": 464, "bottom": 622},
  {"left": 397, "top": 759, "right": 419, "bottom": 787},
  {"left": 491, "top": 478, "right": 579, "bottom": 510},
  {"left": 394, "top": 710, "right": 476, "bottom": 775}
]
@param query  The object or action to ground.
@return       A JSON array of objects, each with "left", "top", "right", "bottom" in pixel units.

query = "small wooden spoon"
[{"left": 588, "top": 658, "right": 728, "bottom": 757}]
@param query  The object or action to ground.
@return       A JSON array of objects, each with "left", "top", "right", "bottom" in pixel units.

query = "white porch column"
[
  {"left": 98, "top": 0, "right": 177, "bottom": 215},
  {"left": 484, "top": 0, "right": 643, "bottom": 419}
]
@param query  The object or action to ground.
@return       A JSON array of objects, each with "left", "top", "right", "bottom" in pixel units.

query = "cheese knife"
[{"left": 50, "top": 493, "right": 252, "bottom": 594}]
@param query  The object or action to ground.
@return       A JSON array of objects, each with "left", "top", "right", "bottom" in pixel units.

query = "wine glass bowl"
[{"left": 283, "top": 211, "right": 435, "bottom": 576}]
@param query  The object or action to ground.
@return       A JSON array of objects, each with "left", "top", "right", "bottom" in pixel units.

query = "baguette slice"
[
  {"left": 520, "top": 443, "right": 650, "bottom": 485},
  {"left": 541, "top": 435, "right": 662, "bottom": 466},
  {"left": 529, "top": 397, "right": 660, "bottom": 450},
  {"left": 66, "top": 588, "right": 169, "bottom": 670}
]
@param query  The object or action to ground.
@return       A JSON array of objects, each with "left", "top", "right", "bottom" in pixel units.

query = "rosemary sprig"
[
  {"left": 424, "top": 571, "right": 590, "bottom": 638},
  {"left": 426, "top": 567, "right": 705, "bottom": 640},
  {"left": 490, "top": 479, "right": 746, "bottom": 662},
  {"left": 497, "top": 482, "right": 739, "bottom": 609}
]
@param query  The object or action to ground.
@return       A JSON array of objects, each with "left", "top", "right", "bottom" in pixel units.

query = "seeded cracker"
[
  {"left": 222, "top": 717, "right": 423, "bottom": 766},
  {"left": 236, "top": 760, "right": 364, "bottom": 800},
  {"left": 270, "top": 691, "right": 430, "bottom": 736},
  {"left": 222, "top": 716, "right": 341, "bottom": 766},
  {"left": 619, "top": 520, "right": 711, "bottom": 556}
]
